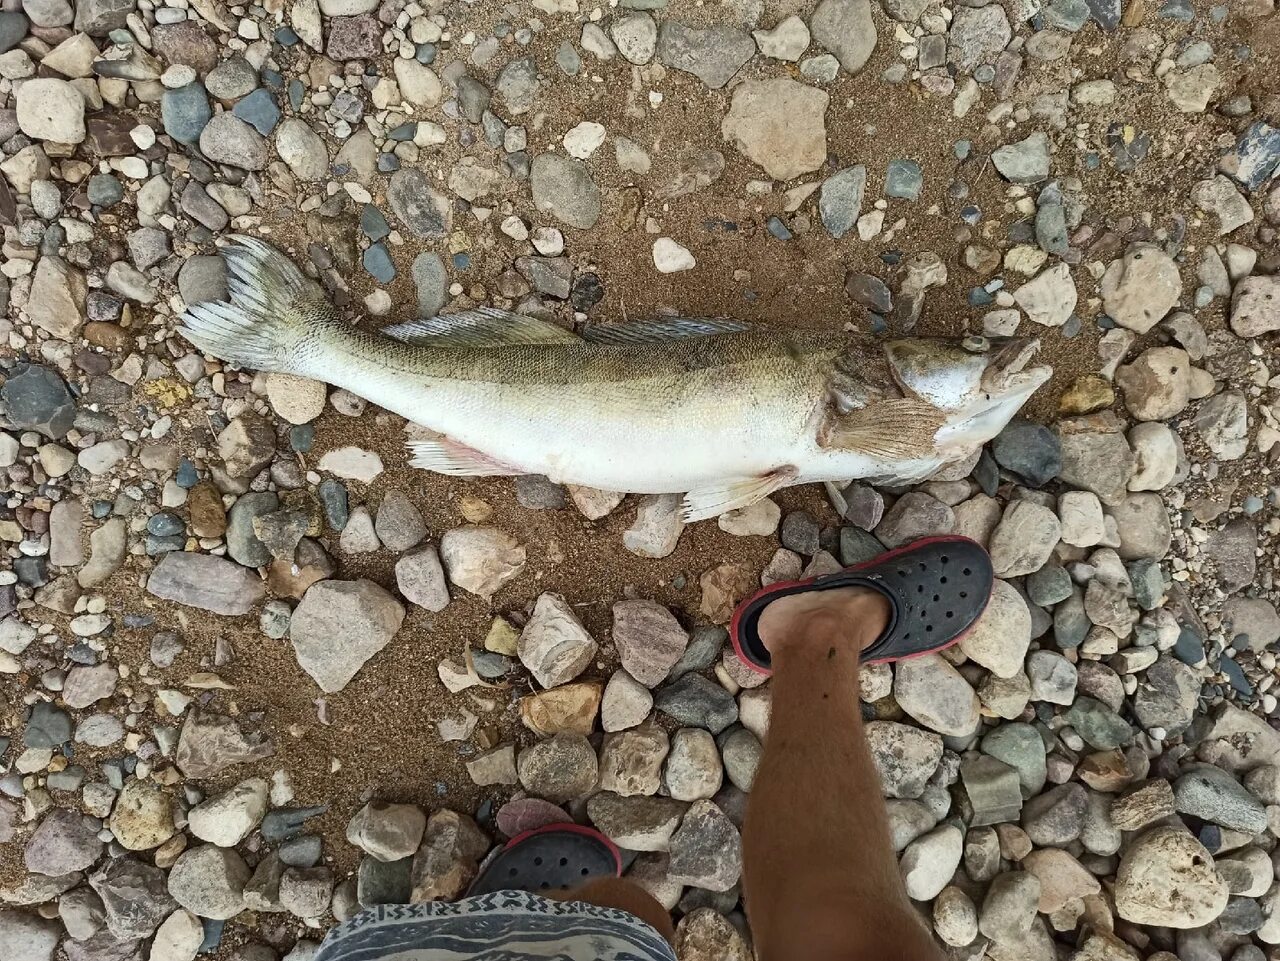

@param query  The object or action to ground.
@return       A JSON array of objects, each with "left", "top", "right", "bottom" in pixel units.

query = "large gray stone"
[
  {"left": 146, "top": 552, "right": 265, "bottom": 615},
  {"left": 810, "top": 0, "right": 876, "bottom": 73},
  {"left": 289, "top": 579, "right": 405, "bottom": 693}
]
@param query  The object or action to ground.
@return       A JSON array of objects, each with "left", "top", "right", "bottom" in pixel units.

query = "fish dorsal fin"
[
  {"left": 381, "top": 308, "right": 582, "bottom": 347},
  {"left": 579, "top": 317, "right": 752, "bottom": 345},
  {"left": 818, "top": 399, "right": 947, "bottom": 460},
  {"left": 681, "top": 466, "right": 798, "bottom": 522}
]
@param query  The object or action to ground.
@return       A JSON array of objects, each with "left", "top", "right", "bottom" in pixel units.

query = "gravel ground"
[{"left": 2, "top": 0, "right": 1280, "bottom": 959}]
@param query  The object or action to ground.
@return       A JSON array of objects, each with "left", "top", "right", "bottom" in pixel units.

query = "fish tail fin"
[{"left": 177, "top": 235, "right": 334, "bottom": 374}]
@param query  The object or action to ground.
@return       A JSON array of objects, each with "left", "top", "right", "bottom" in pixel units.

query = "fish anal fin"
[
  {"left": 819, "top": 399, "right": 946, "bottom": 460},
  {"left": 407, "top": 436, "right": 523, "bottom": 476},
  {"left": 382, "top": 308, "right": 581, "bottom": 347},
  {"left": 580, "top": 317, "right": 752, "bottom": 345},
  {"left": 681, "top": 466, "right": 798, "bottom": 523}
]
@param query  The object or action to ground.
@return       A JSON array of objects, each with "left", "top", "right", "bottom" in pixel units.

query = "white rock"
[
  {"left": 319, "top": 0, "right": 377, "bottom": 13},
  {"left": 988, "top": 500, "right": 1061, "bottom": 577},
  {"left": 265, "top": 373, "right": 326, "bottom": 425},
  {"left": 150, "top": 910, "right": 204, "bottom": 961},
  {"left": 518, "top": 593, "right": 599, "bottom": 688},
  {"left": 602, "top": 670, "right": 654, "bottom": 732},
  {"left": 614, "top": 137, "right": 651, "bottom": 175},
  {"left": 318, "top": 446, "right": 384, "bottom": 482},
  {"left": 394, "top": 58, "right": 442, "bottom": 106},
  {"left": 1013, "top": 263, "right": 1076, "bottom": 327},
  {"left": 893, "top": 655, "right": 980, "bottom": 737},
  {"left": 663, "top": 728, "right": 724, "bottom": 802},
  {"left": 865, "top": 721, "right": 944, "bottom": 799},
  {"left": 1128, "top": 422, "right": 1178, "bottom": 491},
  {"left": 439, "top": 527, "right": 526, "bottom": 599},
  {"left": 1164, "top": 62, "right": 1219, "bottom": 113},
  {"left": 933, "top": 886, "right": 979, "bottom": 946},
  {"left": 339, "top": 506, "right": 380, "bottom": 554},
  {"left": 900, "top": 824, "right": 963, "bottom": 901},
  {"left": 958, "top": 579, "right": 1031, "bottom": 679},
  {"left": 718, "top": 498, "right": 781, "bottom": 536},
  {"left": 738, "top": 687, "right": 772, "bottom": 741},
  {"left": 532, "top": 226, "right": 565, "bottom": 256},
  {"left": 623, "top": 494, "right": 684, "bottom": 558},
  {"left": 563, "top": 121, "right": 607, "bottom": 159},
  {"left": 395, "top": 547, "right": 450, "bottom": 612},
  {"left": 567, "top": 485, "right": 625, "bottom": 520},
  {"left": 188, "top": 777, "right": 269, "bottom": 847},
  {"left": 1101, "top": 244, "right": 1181, "bottom": 333},
  {"left": 721, "top": 77, "right": 830, "bottom": 181},
  {"left": 275, "top": 118, "right": 328, "bottom": 182},
  {"left": 653, "top": 237, "right": 695, "bottom": 273},
  {"left": 78, "top": 439, "right": 129, "bottom": 475},
  {"left": 752, "top": 15, "right": 810, "bottom": 61},
  {"left": 1058, "top": 490, "right": 1104, "bottom": 547},
  {"left": 1114, "top": 826, "right": 1228, "bottom": 928},
  {"left": 16, "top": 78, "right": 86, "bottom": 143}
]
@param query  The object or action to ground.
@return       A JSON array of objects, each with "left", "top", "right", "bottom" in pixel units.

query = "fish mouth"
[
  {"left": 882, "top": 335, "right": 1052, "bottom": 412},
  {"left": 933, "top": 336, "right": 1053, "bottom": 450},
  {"left": 978, "top": 336, "right": 1053, "bottom": 402}
]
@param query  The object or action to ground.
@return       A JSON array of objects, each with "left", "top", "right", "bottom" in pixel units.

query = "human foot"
[
  {"left": 729, "top": 536, "right": 995, "bottom": 676},
  {"left": 754, "top": 587, "right": 890, "bottom": 660}
]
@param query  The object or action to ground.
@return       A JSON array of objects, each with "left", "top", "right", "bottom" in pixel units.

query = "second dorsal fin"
[
  {"left": 381, "top": 308, "right": 582, "bottom": 347},
  {"left": 579, "top": 317, "right": 752, "bottom": 345}
]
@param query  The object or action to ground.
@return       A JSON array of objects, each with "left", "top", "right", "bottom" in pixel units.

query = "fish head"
[{"left": 882, "top": 335, "right": 1053, "bottom": 449}]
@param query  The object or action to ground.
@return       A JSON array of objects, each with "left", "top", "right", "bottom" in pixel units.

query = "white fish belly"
[
  {"left": 430, "top": 381, "right": 815, "bottom": 492},
  {"left": 328, "top": 357, "right": 822, "bottom": 493}
]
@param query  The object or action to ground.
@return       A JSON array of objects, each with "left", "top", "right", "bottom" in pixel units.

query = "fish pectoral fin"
[
  {"left": 406, "top": 436, "right": 523, "bottom": 476},
  {"left": 381, "top": 308, "right": 582, "bottom": 347},
  {"left": 681, "top": 467, "right": 798, "bottom": 523},
  {"left": 579, "top": 317, "right": 752, "bottom": 345},
  {"left": 818, "top": 399, "right": 947, "bottom": 460}
]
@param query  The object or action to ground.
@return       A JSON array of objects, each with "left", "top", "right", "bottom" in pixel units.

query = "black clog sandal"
[
  {"left": 468, "top": 824, "right": 622, "bottom": 896},
  {"left": 730, "top": 535, "right": 994, "bottom": 677}
]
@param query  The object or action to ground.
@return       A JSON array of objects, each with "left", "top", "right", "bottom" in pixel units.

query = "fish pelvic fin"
[
  {"left": 176, "top": 235, "right": 336, "bottom": 374},
  {"left": 407, "top": 434, "right": 523, "bottom": 476},
  {"left": 818, "top": 399, "right": 948, "bottom": 461},
  {"left": 681, "top": 466, "right": 798, "bottom": 523}
]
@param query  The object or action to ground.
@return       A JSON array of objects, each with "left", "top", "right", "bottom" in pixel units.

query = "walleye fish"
[{"left": 178, "top": 237, "right": 1052, "bottom": 521}]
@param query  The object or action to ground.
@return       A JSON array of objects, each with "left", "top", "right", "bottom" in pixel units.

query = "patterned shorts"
[{"left": 314, "top": 890, "right": 678, "bottom": 961}]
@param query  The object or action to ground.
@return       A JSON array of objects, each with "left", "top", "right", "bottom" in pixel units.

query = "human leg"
[
  {"left": 549, "top": 877, "right": 676, "bottom": 943},
  {"left": 742, "top": 588, "right": 945, "bottom": 961}
]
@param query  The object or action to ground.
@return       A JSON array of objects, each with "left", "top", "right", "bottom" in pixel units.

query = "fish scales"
[{"left": 178, "top": 237, "right": 1052, "bottom": 520}]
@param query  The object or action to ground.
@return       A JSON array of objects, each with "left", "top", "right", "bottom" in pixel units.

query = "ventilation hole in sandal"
[
  {"left": 946, "top": 611, "right": 954, "bottom": 618},
  {"left": 540, "top": 881, "right": 551, "bottom": 890},
  {"left": 559, "top": 858, "right": 569, "bottom": 867},
  {"left": 963, "top": 568, "right": 971, "bottom": 576},
  {"left": 899, "top": 569, "right": 908, "bottom": 578},
  {"left": 959, "top": 591, "right": 968, "bottom": 599},
  {"left": 917, "top": 584, "right": 924, "bottom": 593},
  {"left": 509, "top": 868, "right": 519, "bottom": 877},
  {"left": 904, "top": 633, "right": 911, "bottom": 640},
  {"left": 940, "top": 576, "right": 948, "bottom": 584},
  {"left": 581, "top": 867, "right": 591, "bottom": 876},
  {"left": 534, "top": 857, "right": 543, "bottom": 867},
  {"left": 941, "top": 555, "right": 949, "bottom": 563},
  {"left": 926, "top": 624, "right": 934, "bottom": 633}
]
